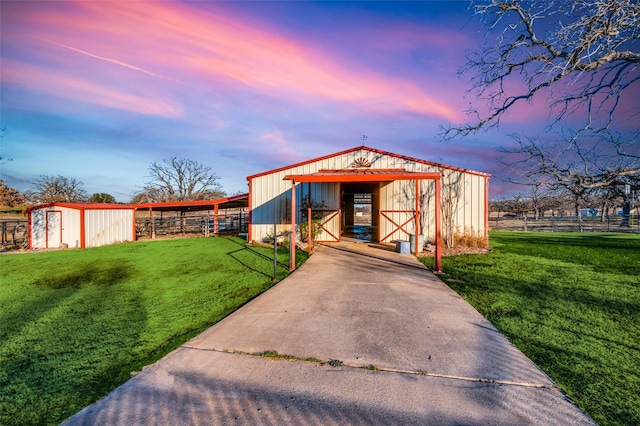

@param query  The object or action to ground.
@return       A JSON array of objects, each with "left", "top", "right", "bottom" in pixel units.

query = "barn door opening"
[
  {"left": 46, "top": 211, "right": 62, "bottom": 248},
  {"left": 341, "top": 183, "right": 379, "bottom": 242}
]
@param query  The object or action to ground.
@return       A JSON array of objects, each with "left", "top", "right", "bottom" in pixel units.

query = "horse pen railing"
[
  {"left": 135, "top": 213, "right": 248, "bottom": 239},
  {"left": 1, "top": 219, "right": 29, "bottom": 250}
]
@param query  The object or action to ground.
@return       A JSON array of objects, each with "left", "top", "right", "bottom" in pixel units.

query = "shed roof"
[
  {"left": 247, "top": 145, "right": 491, "bottom": 180},
  {"left": 27, "top": 194, "right": 249, "bottom": 214},
  {"left": 133, "top": 193, "right": 248, "bottom": 212},
  {"left": 27, "top": 202, "right": 136, "bottom": 212}
]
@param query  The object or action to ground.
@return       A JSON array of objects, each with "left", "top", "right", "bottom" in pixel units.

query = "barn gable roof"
[{"left": 246, "top": 145, "right": 491, "bottom": 180}]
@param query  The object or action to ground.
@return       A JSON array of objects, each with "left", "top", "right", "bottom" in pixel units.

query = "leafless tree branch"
[
  {"left": 443, "top": 0, "right": 640, "bottom": 138},
  {"left": 135, "top": 157, "right": 225, "bottom": 202},
  {"left": 29, "top": 175, "right": 88, "bottom": 203}
]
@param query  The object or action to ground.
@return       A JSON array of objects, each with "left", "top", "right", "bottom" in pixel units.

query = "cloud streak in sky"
[
  {"left": 42, "top": 39, "right": 178, "bottom": 82},
  {"left": 3, "top": 0, "right": 580, "bottom": 200},
  {"left": 3, "top": 0, "right": 463, "bottom": 121},
  {"left": 2, "top": 58, "right": 182, "bottom": 118}
]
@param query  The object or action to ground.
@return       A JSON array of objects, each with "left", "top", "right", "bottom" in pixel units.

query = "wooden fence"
[{"left": 490, "top": 214, "right": 639, "bottom": 233}]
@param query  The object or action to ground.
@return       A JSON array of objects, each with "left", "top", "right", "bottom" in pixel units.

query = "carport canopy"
[
  {"left": 134, "top": 193, "right": 248, "bottom": 213},
  {"left": 283, "top": 169, "right": 442, "bottom": 271}
]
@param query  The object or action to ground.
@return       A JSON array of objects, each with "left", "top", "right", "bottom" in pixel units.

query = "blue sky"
[{"left": 1, "top": 1, "right": 636, "bottom": 201}]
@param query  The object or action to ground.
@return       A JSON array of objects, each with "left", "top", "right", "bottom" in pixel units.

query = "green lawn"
[
  {"left": 422, "top": 232, "right": 639, "bottom": 426},
  {"left": 0, "top": 237, "right": 306, "bottom": 426}
]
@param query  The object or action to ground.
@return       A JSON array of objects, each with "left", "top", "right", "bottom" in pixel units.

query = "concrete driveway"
[{"left": 64, "top": 242, "right": 594, "bottom": 425}]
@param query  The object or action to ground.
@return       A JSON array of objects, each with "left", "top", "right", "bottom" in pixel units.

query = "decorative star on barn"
[{"left": 350, "top": 157, "right": 371, "bottom": 168}]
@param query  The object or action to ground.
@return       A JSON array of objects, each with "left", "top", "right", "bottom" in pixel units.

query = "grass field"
[
  {"left": 0, "top": 237, "right": 306, "bottom": 426},
  {"left": 422, "top": 232, "right": 639, "bottom": 426}
]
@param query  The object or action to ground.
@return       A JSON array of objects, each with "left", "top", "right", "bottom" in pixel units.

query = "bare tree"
[
  {"left": 444, "top": 0, "right": 640, "bottom": 138},
  {"left": 591, "top": 184, "right": 624, "bottom": 221},
  {"left": 29, "top": 175, "right": 88, "bottom": 203},
  {"left": 500, "top": 130, "right": 639, "bottom": 227},
  {"left": 135, "top": 157, "right": 225, "bottom": 202},
  {"left": 502, "top": 131, "right": 639, "bottom": 189}
]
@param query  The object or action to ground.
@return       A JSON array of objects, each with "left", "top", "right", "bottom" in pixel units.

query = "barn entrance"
[{"left": 342, "top": 183, "right": 379, "bottom": 242}]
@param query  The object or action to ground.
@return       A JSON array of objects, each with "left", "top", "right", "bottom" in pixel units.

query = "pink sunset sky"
[{"left": 1, "top": 1, "right": 637, "bottom": 200}]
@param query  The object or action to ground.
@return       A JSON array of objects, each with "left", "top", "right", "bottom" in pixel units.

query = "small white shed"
[{"left": 28, "top": 203, "right": 136, "bottom": 249}]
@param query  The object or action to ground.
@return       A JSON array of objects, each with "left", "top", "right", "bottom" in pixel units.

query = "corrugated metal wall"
[
  {"left": 249, "top": 148, "right": 487, "bottom": 244},
  {"left": 85, "top": 209, "right": 134, "bottom": 247},
  {"left": 30, "top": 205, "right": 134, "bottom": 249},
  {"left": 30, "top": 206, "right": 81, "bottom": 248}
]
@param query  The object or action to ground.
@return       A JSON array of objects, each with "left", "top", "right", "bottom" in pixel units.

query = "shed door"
[{"left": 46, "top": 211, "right": 62, "bottom": 248}]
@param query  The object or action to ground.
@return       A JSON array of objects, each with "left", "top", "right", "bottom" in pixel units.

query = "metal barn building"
[
  {"left": 28, "top": 203, "right": 136, "bottom": 249},
  {"left": 247, "top": 146, "right": 490, "bottom": 268}
]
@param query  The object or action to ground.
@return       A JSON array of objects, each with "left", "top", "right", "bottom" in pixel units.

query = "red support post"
[
  {"left": 308, "top": 182, "right": 312, "bottom": 254},
  {"left": 435, "top": 178, "right": 442, "bottom": 272},
  {"left": 247, "top": 180, "right": 253, "bottom": 242},
  {"left": 132, "top": 210, "right": 137, "bottom": 242},
  {"left": 79, "top": 207, "right": 86, "bottom": 249},
  {"left": 214, "top": 204, "right": 219, "bottom": 235},
  {"left": 415, "top": 179, "right": 420, "bottom": 255},
  {"left": 290, "top": 181, "right": 296, "bottom": 272},
  {"left": 484, "top": 176, "right": 489, "bottom": 244},
  {"left": 308, "top": 207, "right": 312, "bottom": 254},
  {"left": 149, "top": 207, "right": 153, "bottom": 238}
]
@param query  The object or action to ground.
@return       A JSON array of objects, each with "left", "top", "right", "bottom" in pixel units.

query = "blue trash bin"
[{"left": 396, "top": 241, "right": 410, "bottom": 254}]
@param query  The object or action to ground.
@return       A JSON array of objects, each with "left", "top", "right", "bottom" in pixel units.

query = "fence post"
[{"left": 273, "top": 223, "right": 277, "bottom": 281}]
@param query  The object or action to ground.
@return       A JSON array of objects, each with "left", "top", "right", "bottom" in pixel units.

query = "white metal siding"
[
  {"left": 249, "top": 148, "right": 487, "bottom": 244},
  {"left": 85, "top": 209, "right": 134, "bottom": 247},
  {"left": 30, "top": 206, "right": 81, "bottom": 248},
  {"left": 30, "top": 205, "right": 135, "bottom": 249},
  {"left": 30, "top": 209, "right": 47, "bottom": 248}
]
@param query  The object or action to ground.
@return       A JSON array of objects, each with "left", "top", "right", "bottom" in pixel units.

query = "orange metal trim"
[
  {"left": 134, "top": 194, "right": 248, "bottom": 210},
  {"left": 132, "top": 211, "right": 137, "bottom": 242},
  {"left": 317, "top": 209, "right": 340, "bottom": 241},
  {"left": 214, "top": 204, "right": 219, "bottom": 235},
  {"left": 307, "top": 206, "right": 312, "bottom": 254},
  {"left": 415, "top": 179, "right": 420, "bottom": 254},
  {"left": 435, "top": 179, "right": 442, "bottom": 272},
  {"left": 79, "top": 207, "right": 86, "bottom": 248},
  {"left": 380, "top": 210, "right": 416, "bottom": 242},
  {"left": 290, "top": 181, "right": 296, "bottom": 272},
  {"left": 247, "top": 180, "right": 253, "bottom": 242},
  {"left": 27, "top": 209, "right": 33, "bottom": 249},
  {"left": 27, "top": 202, "right": 136, "bottom": 212},
  {"left": 484, "top": 176, "right": 489, "bottom": 243},
  {"left": 284, "top": 172, "right": 442, "bottom": 183},
  {"left": 307, "top": 183, "right": 312, "bottom": 254}
]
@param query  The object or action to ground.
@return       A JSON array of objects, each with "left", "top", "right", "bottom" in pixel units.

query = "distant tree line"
[
  {"left": 0, "top": 157, "right": 226, "bottom": 207},
  {"left": 491, "top": 184, "right": 637, "bottom": 223}
]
